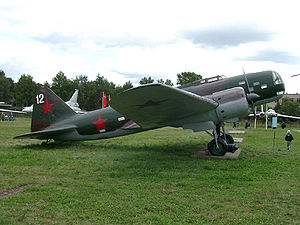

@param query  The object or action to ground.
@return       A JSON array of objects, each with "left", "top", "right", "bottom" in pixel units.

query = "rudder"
[{"left": 31, "top": 86, "right": 76, "bottom": 132}]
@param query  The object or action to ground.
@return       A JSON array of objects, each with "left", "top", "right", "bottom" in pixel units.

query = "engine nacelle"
[
  {"left": 212, "top": 87, "right": 249, "bottom": 121},
  {"left": 259, "top": 112, "right": 265, "bottom": 118}
]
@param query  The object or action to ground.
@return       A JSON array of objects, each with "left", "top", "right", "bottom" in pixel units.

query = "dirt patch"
[
  {"left": 233, "top": 137, "right": 243, "bottom": 143},
  {"left": 191, "top": 148, "right": 242, "bottom": 159},
  {"left": 228, "top": 130, "right": 246, "bottom": 134},
  {"left": 0, "top": 184, "right": 36, "bottom": 199}
]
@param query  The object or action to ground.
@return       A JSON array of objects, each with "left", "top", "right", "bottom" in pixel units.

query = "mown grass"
[{"left": 0, "top": 118, "right": 299, "bottom": 224}]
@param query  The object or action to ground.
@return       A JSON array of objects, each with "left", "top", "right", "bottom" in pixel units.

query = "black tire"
[
  {"left": 208, "top": 138, "right": 227, "bottom": 156},
  {"left": 221, "top": 134, "right": 234, "bottom": 144}
]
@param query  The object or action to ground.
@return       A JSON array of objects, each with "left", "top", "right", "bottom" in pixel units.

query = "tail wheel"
[
  {"left": 221, "top": 134, "right": 234, "bottom": 144},
  {"left": 208, "top": 138, "right": 227, "bottom": 156}
]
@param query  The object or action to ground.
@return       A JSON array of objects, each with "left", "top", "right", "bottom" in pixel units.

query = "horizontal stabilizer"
[
  {"left": 110, "top": 84, "right": 218, "bottom": 128},
  {"left": 14, "top": 125, "right": 76, "bottom": 140}
]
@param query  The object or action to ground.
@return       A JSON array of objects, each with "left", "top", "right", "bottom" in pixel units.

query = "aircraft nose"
[{"left": 276, "top": 83, "right": 285, "bottom": 96}]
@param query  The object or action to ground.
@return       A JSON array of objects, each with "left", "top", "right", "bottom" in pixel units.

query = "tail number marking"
[{"left": 36, "top": 94, "right": 45, "bottom": 104}]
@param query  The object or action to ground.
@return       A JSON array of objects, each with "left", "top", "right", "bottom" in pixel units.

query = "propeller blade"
[
  {"left": 291, "top": 74, "right": 300, "bottom": 77},
  {"left": 242, "top": 69, "right": 258, "bottom": 121},
  {"left": 242, "top": 68, "right": 251, "bottom": 94}
]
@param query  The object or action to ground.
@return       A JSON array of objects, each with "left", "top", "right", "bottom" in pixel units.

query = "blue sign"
[{"left": 272, "top": 117, "right": 278, "bottom": 128}]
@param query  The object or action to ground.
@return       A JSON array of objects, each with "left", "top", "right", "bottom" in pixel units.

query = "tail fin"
[
  {"left": 31, "top": 86, "right": 76, "bottom": 132},
  {"left": 68, "top": 89, "right": 79, "bottom": 107}
]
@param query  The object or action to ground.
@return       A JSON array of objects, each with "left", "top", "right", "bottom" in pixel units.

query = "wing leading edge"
[{"left": 110, "top": 84, "right": 218, "bottom": 129}]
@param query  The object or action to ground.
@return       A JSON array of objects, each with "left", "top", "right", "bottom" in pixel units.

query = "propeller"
[
  {"left": 242, "top": 69, "right": 258, "bottom": 117},
  {"left": 259, "top": 105, "right": 265, "bottom": 118}
]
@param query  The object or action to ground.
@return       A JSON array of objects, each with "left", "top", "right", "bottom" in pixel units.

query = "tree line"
[
  {"left": 1, "top": 69, "right": 299, "bottom": 119},
  {"left": 274, "top": 98, "right": 300, "bottom": 122},
  {"left": 0, "top": 70, "right": 202, "bottom": 111}
]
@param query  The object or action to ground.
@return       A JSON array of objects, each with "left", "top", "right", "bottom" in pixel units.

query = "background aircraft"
[
  {"left": 0, "top": 101, "right": 26, "bottom": 114},
  {"left": 15, "top": 70, "right": 285, "bottom": 156},
  {"left": 22, "top": 89, "right": 84, "bottom": 114},
  {"left": 0, "top": 102, "right": 12, "bottom": 107},
  {"left": 250, "top": 104, "right": 300, "bottom": 129}
]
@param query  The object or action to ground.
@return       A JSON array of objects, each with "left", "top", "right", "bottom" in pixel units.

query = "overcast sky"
[{"left": 1, "top": 0, "right": 300, "bottom": 93}]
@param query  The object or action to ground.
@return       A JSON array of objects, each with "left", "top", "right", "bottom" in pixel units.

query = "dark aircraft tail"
[{"left": 31, "top": 86, "right": 77, "bottom": 132}]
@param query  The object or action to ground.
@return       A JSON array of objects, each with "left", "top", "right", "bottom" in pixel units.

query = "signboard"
[{"left": 272, "top": 117, "right": 278, "bottom": 129}]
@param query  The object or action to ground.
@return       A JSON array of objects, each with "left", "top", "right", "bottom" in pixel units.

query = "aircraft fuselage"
[{"left": 179, "top": 70, "right": 285, "bottom": 106}]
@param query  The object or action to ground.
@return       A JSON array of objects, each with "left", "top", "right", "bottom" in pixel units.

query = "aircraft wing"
[
  {"left": 110, "top": 84, "right": 218, "bottom": 129},
  {"left": 248, "top": 113, "right": 260, "bottom": 117},
  {"left": 14, "top": 125, "right": 76, "bottom": 139},
  {"left": 277, "top": 113, "right": 300, "bottom": 120},
  {"left": 0, "top": 108, "right": 26, "bottom": 114}
]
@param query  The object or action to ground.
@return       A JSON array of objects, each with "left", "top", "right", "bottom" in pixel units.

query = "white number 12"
[{"left": 36, "top": 94, "right": 45, "bottom": 104}]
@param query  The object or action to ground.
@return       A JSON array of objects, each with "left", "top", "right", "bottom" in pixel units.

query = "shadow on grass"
[{"left": 14, "top": 137, "right": 209, "bottom": 159}]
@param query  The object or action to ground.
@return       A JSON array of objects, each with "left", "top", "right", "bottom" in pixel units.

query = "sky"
[{"left": 1, "top": 0, "right": 300, "bottom": 93}]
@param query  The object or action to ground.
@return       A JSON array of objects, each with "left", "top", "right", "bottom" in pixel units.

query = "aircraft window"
[
  {"left": 193, "top": 75, "right": 225, "bottom": 86},
  {"left": 272, "top": 71, "right": 283, "bottom": 84},
  {"left": 278, "top": 74, "right": 283, "bottom": 83},
  {"left": 272, "top": 71, "right": 277, "bottom": 81},
  {"left": 239, "top": 81, "right": 245, "bottom": 85},
  {"left": 277, "top": 91, "right": 284, "bottom": 95},
  {"left": 253, "top": 81, "right": 260, "bottom": 86},
  {"left": 208, "top": 77, "right": 218, "bottom": 82},
  {"left": 261, "top": 84, "right": 267, "bottom": 89}
]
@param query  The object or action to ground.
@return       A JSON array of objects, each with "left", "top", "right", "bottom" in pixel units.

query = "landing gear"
[
  {"left": 208, "top": 138, "right": 227, "bottom": 156},
  {"left": 206, "top": 123, "right": 238, "bottom": 156},
  {"left": 221, "top": 133, "right": 234, "bottom": 144},
  {"left": 41, "top": 139, "right": 50, "bottom": 145}
]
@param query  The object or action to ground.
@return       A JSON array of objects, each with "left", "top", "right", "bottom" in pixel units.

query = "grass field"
[{"left": 0, "top": 118, "right": 299, "bottom": 224}]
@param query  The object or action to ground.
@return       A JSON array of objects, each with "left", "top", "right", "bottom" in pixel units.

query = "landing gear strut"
[
  {"left": 41, "top": 139, "right": 50, "bottom": 145},
  {"left": 205, "top": 123, "right": 238, "bottom": 156}
]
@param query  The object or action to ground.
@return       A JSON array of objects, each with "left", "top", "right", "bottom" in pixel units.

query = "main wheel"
[
  {"left": 221, "top": 134, "right": 234, "bottom": 144},
  {"left": 208, "top": 138, "right": 227, "bottom": 156}
]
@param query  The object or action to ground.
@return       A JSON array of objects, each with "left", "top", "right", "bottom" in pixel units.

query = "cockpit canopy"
[{"left": 272, "top": 71, "right": 283, "bottom": 85}]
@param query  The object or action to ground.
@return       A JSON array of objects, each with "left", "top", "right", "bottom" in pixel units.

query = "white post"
[
  {"left": 254, "top": 106, "right": 257, "bottom": 129},
  {"left": 265, "top": 104, "right": 268, "bottom": 129}
]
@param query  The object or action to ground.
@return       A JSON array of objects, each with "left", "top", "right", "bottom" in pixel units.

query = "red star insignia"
[
  {"left": 41, "top": 98, "right": 54, "bottom": 115},
  {"left": 92, "top": 114, "right": 108, "bottom": 132}
]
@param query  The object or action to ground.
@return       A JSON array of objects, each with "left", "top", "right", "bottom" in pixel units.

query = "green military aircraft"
[{"left": 15, "top": 70, "right": 285, "bottom": 156}]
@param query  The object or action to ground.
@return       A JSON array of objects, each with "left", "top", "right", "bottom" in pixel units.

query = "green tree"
[
  {"left": 275, "top": 98, "right": 300, "bottom": 121},
  {"left": 122, "top": 81, "right": 133, "bottom": 91},
  {"left": 157, "top": 78, "right": 164, "bottom": 84},
  {"left": 92, "top": 74, "right": 117, "bottom": 109},
  {"left": 156, "top": 78, "right": 174, "bottom": 86},
  {"left": 51, "top": 71, "right": 74, "bottom": 101},
  {"left": 115, "top": 81, "right": 134, "bottom": 95},
  {"left": 176, "top": 72, "right": 202, "bottom": 85},
  {"left": 73, "top": 75, "right": 96, "bottom": 110},
  {"left": 0, "top": 70, "right": 14, "bottom": 104},
  {"left": 14, "top": 74, "right": 38, "bottom": 107},
  {"left": 43, "top": 81, "right": 51, "bottom": 88},
  {"left": 165, "top": 79, "right": 174, "bottom": 86},
  {"left": 139, "top": 76, "right": 154, "bottom": 85}
]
